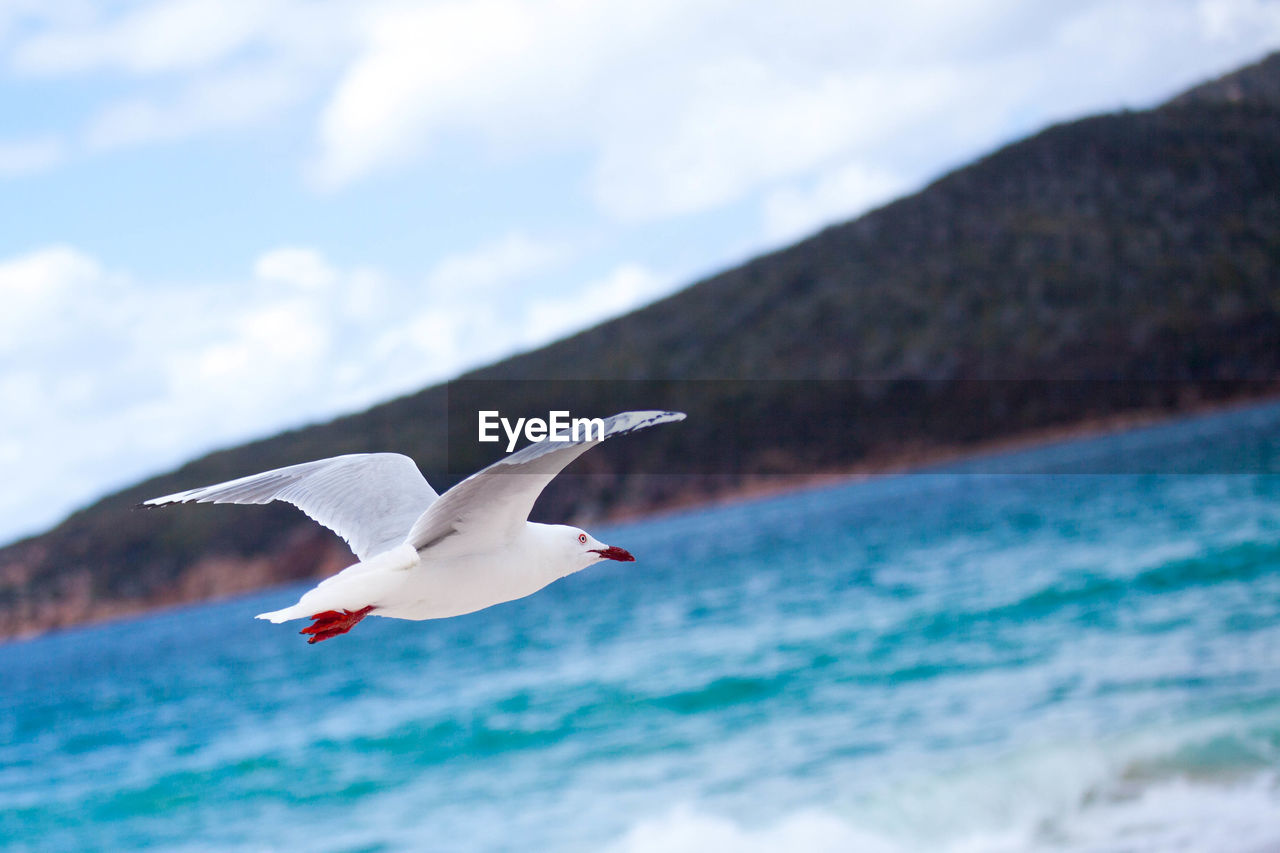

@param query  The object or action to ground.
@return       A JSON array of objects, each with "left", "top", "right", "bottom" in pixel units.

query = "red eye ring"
[{"left": 578, "top": 533, "right": 587, "bottom": 544}]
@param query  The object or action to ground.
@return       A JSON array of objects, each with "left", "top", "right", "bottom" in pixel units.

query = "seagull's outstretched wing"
[
  {"left": 405, "top": 410, "right": 685, "bottom": 553},
  {"left": 143, "top": 454, "right": 438, "bottom": 561}
]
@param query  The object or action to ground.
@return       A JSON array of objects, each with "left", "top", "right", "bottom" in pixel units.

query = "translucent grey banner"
[{"left": 442, "top": 379, "right": 1280, "bottom": 477}]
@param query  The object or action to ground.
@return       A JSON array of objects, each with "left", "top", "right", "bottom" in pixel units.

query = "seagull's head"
[{"left": 555, "top": 525, "right": 635, "bottom": 573}]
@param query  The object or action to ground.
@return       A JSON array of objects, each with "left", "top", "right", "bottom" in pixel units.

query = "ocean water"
[{"left": 4, "top": 404, "right": 1280, "bottom": 852}]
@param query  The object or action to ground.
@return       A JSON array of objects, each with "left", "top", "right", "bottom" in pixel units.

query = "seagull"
[{"left": 143, "top": 410, "right": 685, "bottom": 643}]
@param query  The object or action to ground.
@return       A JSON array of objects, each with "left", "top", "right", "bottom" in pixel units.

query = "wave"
[
  {"left": 606, "top": 714, "right": 1280, "bottom": 853},
  {"left": 608, "top": 776, "right": 1280, "bottom": 853},
  {"left": 889, "top": 537, "right": 1280, "bottom": 644}
]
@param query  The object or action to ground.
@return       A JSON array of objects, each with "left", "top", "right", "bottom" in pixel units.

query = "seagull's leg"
[{"left": 300, "top": 605, "right": 375, "bottom": 644}]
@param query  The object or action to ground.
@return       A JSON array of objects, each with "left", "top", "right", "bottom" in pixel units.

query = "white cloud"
[
  {"left": 84, "top": 63, "right": 304, "bottom": 149},
  {"left": 309, "top": 0, "right": 1017, "bottom": 208},
  {"left": 310, "top": 0, "right": 542, "bottom": 188},
  {"left": 1198, "top": 0, "right": 1280, "bottom": 42},
  {"left": 353, "top": 232, "right": 570, "bottom": 395},
  {"left": 12, "top": 0, "right": 291, "bottom": 76},
  {"left": 424, "top": 232, "right": 563, "bottom": 295},
  {"left": 522, "top": 263, "right": 674, "bottom": 347},
  {"left": 9, "top": 0, "right": 356, "bottom": 157},
  {"left": 305, "top": 0, "right": 1280, "bottom": 220},
  {"left": 762, "top": 162, "right": 910, "bottom": 245},
  {"left": 0, "top": 245, "right": 105, "bottom": 346},
  {"left": 0, "top": 135, "right": 66, "bottom": 177},
  {"left": 0, "top": 2, "right": 90, "bottom": 46},
  {"left": 7, "top": 0, "right": 1280, "bottom": 229},
  {"left": 254, "top": 246, "right": 339, "bottom": 290},
  {"left": 308, "top": 0, "right": 682, "bottom": 188},
  {"left": 590, "top": 61, "right": 956, "bottom": 221},
  {"left": 0, "top": 245, "right": 379, "bottom": 541},
  {"left": 0, "top": 234, "right": 640, "bottom": 543},
  {"left": 1033, "top": 0, "right": 1280, "bottom": 123}
]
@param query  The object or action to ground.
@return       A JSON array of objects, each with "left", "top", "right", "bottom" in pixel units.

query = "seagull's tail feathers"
[
  {"left": 254, "top": 543, "right": 420, "bottom": 624},
  {"left": 256, "top": 604, "right": 307, "bottom": 624}
]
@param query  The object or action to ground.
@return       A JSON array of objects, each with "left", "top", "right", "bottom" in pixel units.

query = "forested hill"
[
  {"left": 503, "top": 50, "right": 1280, "bottom": 383},
  {"left": 3, "top": 52, "right": 1278, "bottom": 639}
]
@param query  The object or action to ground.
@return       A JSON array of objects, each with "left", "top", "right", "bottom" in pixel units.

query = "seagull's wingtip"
[{"left": 139, "top": 492, "right": 186, "bottom": 508}]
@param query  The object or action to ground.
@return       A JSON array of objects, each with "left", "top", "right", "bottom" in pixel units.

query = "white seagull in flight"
[{"left": 144, "top": 410, "right": 685, "bottom": 643}]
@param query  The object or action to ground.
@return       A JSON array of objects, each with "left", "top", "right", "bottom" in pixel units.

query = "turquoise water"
[{"left": 4, "top": 404, "right": 1280, "bottom": 852}]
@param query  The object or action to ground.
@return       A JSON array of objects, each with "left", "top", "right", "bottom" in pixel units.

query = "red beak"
[{"left": 592, "top": 545, "right": 635, "bottom": 562}]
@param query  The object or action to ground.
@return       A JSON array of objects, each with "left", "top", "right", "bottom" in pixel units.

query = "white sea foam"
[
  {"left": 606, "top": 806, "right": 900, "bottom": 853},
  {"left": 607, "top": 717, "right": 1280, "bottom": 853},
  {"left": 608, "top": 775, "right": 1280, "bottom": 853}
]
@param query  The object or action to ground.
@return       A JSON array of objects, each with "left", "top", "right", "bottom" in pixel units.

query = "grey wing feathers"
[
  {"left": 143, "top": 453, "right": 438, "bottom": 561},
  {"left": 405, "top": 410, "right": 685, "bottom": 552}
]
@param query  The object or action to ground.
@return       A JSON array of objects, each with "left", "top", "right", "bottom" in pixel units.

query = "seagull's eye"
[{"left": 578, "top": 533, "right": 588, "bottom": 544}]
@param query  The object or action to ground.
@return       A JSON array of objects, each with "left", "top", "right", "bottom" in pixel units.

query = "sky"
[{"left": 2, "top": 0, "right": 1279, "bottom": 545}]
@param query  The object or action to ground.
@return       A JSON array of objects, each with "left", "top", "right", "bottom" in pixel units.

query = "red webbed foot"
[{"left": 300, "top": 605, "right": 375, "bottom": 644}]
